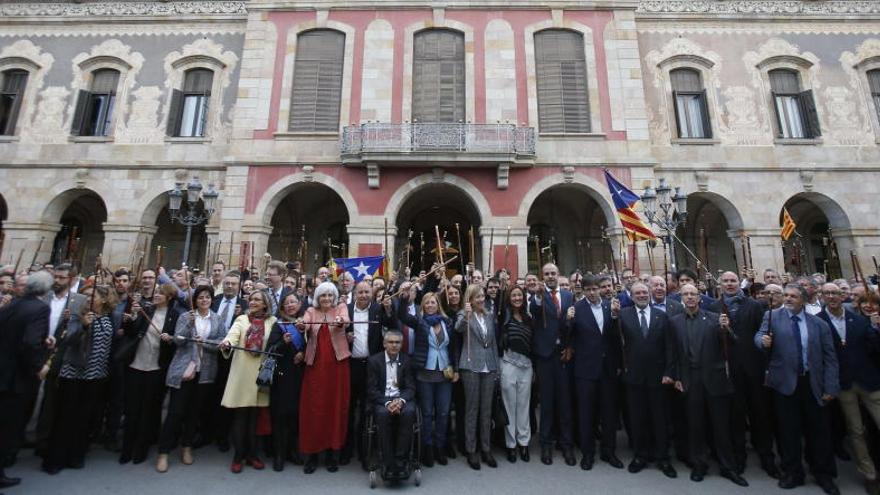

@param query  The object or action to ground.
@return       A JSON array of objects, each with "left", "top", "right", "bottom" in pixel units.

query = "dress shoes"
[
  {"left": 446, "top": 444, "right": 457, "bottom": 460},
  {"left": 41, "top": 463, "right": 61, "bottom": 476},
  {"left": 181, "top": 447, "right": 194, "bottom": 465},
  {"left": 721, "top": 469, "right": 749, "bottom": 487},
  {"left": 422, "top": 446, "right": 434, "bottom": 467},
  {"left": 467, "top": 453, "right": 481, "bottom": 470},
  {"left": 778, "top": 475, "right": 805, "bottom": 489},
  {"left": 600, "top": 453, "right": 624, "bottom": 469},
  {"left": 303, "top": 456, "right": 317, "bottom": 474},
  {"left": 434, "top": 447, "right": 447, "bottom": 466},
  {"left": 247, "top": 457, "right": 264, "bottom": 470},
  {"left": 155, "top": 454, "right": 168, "bottom": 473},
  {"left": 0, "top": 476, "right": 21, "bottom": 489},
  {"left": 817, "top": 476, "right": 841, "bottom": 495},
  {"left": 541, "top": 448, "right": 553, "bottom": 465},
  {"left": 563, "top": 449, "right": 577, "bottom": 466},
  {"left": 761, "top": 459, "right": 781, "bottom": 479},
  {"left": 690, "top": 468, "right": 706, "bottom": 482},
  {"left": 506, "top": 448, "right": 517, "bottom": 463},
  {"left": 216, "top": 440, "right": 230, "bottom": 453},
  {"left": 118, "top": 453, "right": 132, "bottom": 465},
  {"left": 628, "top": 457, "right": 647, "bottom": 473},
  {"left": 519, "top": 445, "right": 530, "bottom": 462},
  {"left": 230, "top": 461, "right": 243, "bottom": 474},
  {"left": 273, "top": 456, "right": 284, "bottom": 472},
  {"left": 658, "top": 462, "right": 677, "bottom": 479},
  {"left": 481, "top": 451, "right": 497, "bottom": 468},
  {"left": 580, "top": 456, "right": 594, "bottom": 471}
]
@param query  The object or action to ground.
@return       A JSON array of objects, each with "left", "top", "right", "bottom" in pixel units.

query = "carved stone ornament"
[
  {"left": 694, "top": 171, "right": 709, "bottom": 192},
  {"left": 302, "top": 165, "right": 315, "bottom": 181},
  {"left": 174, "top": 169, "right": 187, "bottom": 181},
  {"left": 562, "top": 166, "right": 575, "bottom": 183},
  {"left": 367, "top": 163, "right": 380, "bottom": 189},
  {"left": 799, "top": 169, "right": 815, "bottom": 191},
  {"left": 497, "top": 164, "right": 510, "bottom": 190},
  {"left": 637, "top": 1, "right": 880, "bottom": 16},
  {"left": 0, "top": 2, "right": 247, "bottom": 18},
  {"left": 431, "top": 168, "right": 444, "bottom": 182},
  {"left": 74, "top": 167, "right": 90, "bottom": 188}
]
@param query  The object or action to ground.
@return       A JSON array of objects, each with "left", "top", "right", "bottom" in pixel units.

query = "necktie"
[
  {"left": 639, "top": 309, "right": 649, "bottom": 337},
  {"left": 791, "top": 315, "right": 804, "bottom": 375},
  {"left": 219, "top": 298, "right": 231, "bottom": 328},
  {"left": 552, "top": 290, "right": 561, "bottom": 317}
]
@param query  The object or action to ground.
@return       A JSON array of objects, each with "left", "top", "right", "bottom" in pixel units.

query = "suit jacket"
[
  {"left": 569, "top": 298, "right": 622, "bottom": 380},
  {"left": 303, "top": 304, "right": 351, "bottom": 365},
  {"left": 755, "top": 307, "right": 840, "bottom": 405},
  {"left": 817, "top": 308, "right": 880, "bottom": 392},
  {"left": 348, "top": 300, "right": 394, "bottom": 357},
  {"left": 41, "top": 291, "right": 87, "bottom": 336},
  {"left": 720, "top": 293, "right": 768, "bottom": 380},
  {"left": 454, "top": 310, "right": 498, "bottom": 373},
  {"left": 212, "top": 294, "right": 247, "bottom": 328},
  {"left": 267, "top": 286, "right": 293, "bottom": 316},
  {"left": 528, "top": 288, "right": 575, "bottom": 359},
  {"left": 120, "top": 302, "right": 181, "bottom": 369},
  {"left": 653, "top": 298, "right": 685, "bottom": 318},
  {"left": 366, "top": 351, "right": 416, "bottom": 407},
  {"left": 0, "top": 295, "right": 50, "bottom": 394},
  {"left": 165, "top": 311, "right": 227, "bottom": 388},
  {"left": 669, "top": 292, "right": 720, "bottom": 312},
  {"left": 619, "top": 305, "right": 675, "bottom": 386},
  {"left": 669, "top": 310, "right": 735, "bottom": 396}
]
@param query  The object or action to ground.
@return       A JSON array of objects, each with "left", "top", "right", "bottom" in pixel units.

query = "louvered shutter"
[
  {"left": 166, "top": 89, "right": 183, "bottom": 136},
  {"left": 698, "top": 90, "right": 712, "bottom": 139},
  {"left": 289, "top": 30, "right": 345, "bottom": 132},
  {"left": 70, "top": 89, "right": 91, "bottom": 136},
  {"left": 535, "top": 30, "right": 590, "bottom": 133},
  {"left": 800, "top": 89, "right": 821, "bottom": 138},
  {"left": 0, "top": 70, "right": 28, "bottom": 135},
  {"left": 412, "top": 29, "right": 465, "bottom": 123}
]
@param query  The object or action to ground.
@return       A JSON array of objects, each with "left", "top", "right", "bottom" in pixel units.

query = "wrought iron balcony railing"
[{"left": 340, "top": 122, "right": 536, "bottom": 162}]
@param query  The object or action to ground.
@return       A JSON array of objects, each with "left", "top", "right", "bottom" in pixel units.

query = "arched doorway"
[
  {"left": 675, "top": 192, "right": 741, "bottom": 275},
  {"left": 781, "top": 193, "right": 851, "bottom": 277},
  {"left": 395, "top": 183, "right": 481, "bottom": 276},
  {"left": 48, "top": 190, "right": 107, "bottom": 269},
  {"left": 151, "top": 201, "right": 209, "bottom": 270},
  {"left": 526, "top": 185, "right": 608, "bottom": 274},
  {"left": 267, "top": 183, "right": 350, "bottom": 270}
]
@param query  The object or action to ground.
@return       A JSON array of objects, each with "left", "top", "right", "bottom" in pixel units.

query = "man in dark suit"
[
  {"left": 367, "top": 330, "right": 417, "bottom": 477},
  {"left": 568, "top": 276, "right": 623, "bottom": 470},
  {"left": 209, "top": 271, "right": 246, "bottom": 451},
  {"left": 670, "top": 284, "right": 748, "bottom": 486},
  {"left": 345, "top": 280, "right": 395, "bottom": 465},
  {"left": 619, "top": 281, "right": 677, "bottom": 478},
  {"left": 528, "top": 263, "right": 576, "bottom": 466},
  {"left": 755, "top": 284, "right": 840, "bottom": 495},
  {"left": 718, "top": 271, "right": 778, "bottom": 477},
  {"left": 266, "top": 261, "right": 293, "bottom": 316},
  {"left": 817, "top": 282, "right": 880, "bottom": 495},
  {"left": 0, "top": 271, "right": 51, "bottom": 489},
  {"left": 649, "top": 275, "right": 684, "bottom": 318}
]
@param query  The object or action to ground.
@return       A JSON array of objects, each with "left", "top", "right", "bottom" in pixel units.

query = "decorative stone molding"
[
  {"left": 431, "top": 168, "right": 445, "bottom": 182},
  {"left": 840, "top": 39, "right": 880, "bottom": 142},
  {"left": 799, "top": 169, "right": 815, "bottom": 192},
  {"left": 301, "top": 165, "right": 315, "bottom": 181},
  {"left": 497, "top": 164, "right": 510, "bottom": 190},
  {"left": 0, "top": 1, "right": 248, "bottom": 18},
  {"left": 562, "top": 166, "right": 575, "bottom": 183},
  {"left": 74, "top": 167, "right": 90, "bottom": 188},
  {"left": 24, "top": 86, "right": 69, "bottom": 144},
  {"left": 367, "top": 163, "right": 380, "bottom": 189},
  {"left": 637, "top": 1, "right": 880, "bottom": 16},
  {"left": 694, "top": 171, "right": 709, "bottom": 192},
  {"left": 116, "top": 86, "right": 163, "bottom": 144},
  {"left": 174, "top": 169, "right": 187, "bottom": 181}
]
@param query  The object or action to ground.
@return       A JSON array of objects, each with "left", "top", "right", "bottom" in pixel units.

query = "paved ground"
[{"left": 5, "top": 441, "right": 864, "bottom": 495}]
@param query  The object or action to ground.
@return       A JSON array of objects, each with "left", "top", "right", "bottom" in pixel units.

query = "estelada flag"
[
  {"left": 781, "top": 207, "right": 797, "bottom": 241},
  {"left": 331, "top": 255, "right": 386, "bottom": 282},
  {"left": 603, "top": 169, "right": 657, "bottom": 242}
]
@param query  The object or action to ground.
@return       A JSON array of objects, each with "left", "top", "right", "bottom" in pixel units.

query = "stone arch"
[
  {"left": 383, "top": 172, "right": 490, "bottom": 226},
  {"left": 517, "top": 172, "right": 617, "bottom": 228},
  {"left": 780, "top": 191, "right": 853, "bottom": 277},
  {"left": 255, "top": 171, "right": 359, "bottom": 229},
  {"left": 677, "top": 191, "right": 745, "bottom": 272},
  {"left": 41, "top": 184, "right": 111, "bottom": 224}
]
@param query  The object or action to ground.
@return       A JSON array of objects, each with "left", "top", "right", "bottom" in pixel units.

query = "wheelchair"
[{"left": 363, "top": 403, "right": 422, "bottom": 488}]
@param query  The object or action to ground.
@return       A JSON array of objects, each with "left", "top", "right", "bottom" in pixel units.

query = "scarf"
[
  {"left": 245, "top": 318, "right": 265, "bottom": 354},
  {"left": 424, "top": 314, "right": 445, "bottom": 327}
]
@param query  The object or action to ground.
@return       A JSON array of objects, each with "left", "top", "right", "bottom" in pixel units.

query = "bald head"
[
  {"left": 679, "top": 283, "right": 701, "bottom": 312},
  {"left": 721, "top": 271, "right": 740, "bottom": 296},
  {"left": 542, "top": 263, "right": 559, "bottom": 289}
]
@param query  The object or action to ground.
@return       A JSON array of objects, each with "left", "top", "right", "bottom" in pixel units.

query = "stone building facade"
[{"left": 0, "top": 0, "right": 877, "bottom": 280}]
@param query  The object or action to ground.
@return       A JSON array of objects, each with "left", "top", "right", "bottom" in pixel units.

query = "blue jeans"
[{"left": 417, "top": 379, "right": 452, "bottom": 448}]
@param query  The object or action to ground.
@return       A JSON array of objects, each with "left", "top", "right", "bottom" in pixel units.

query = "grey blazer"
[
  {"left": 166, "top": 311, "right": 227, "bottom": 389},
  {"left": 754, "top": 307, "right": 840, "bottom": 405},
  {"left": 42, "top": 292, "right": 88, "bottom": 334},
  {"left": 454, "top": 310, "right": 498, "bottom": 373}
]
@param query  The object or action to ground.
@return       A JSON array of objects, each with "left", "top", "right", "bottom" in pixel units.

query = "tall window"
[
  {"left": 412, "top": 29, "right": 465, "bottom": 123},
  {"left": 71, "top": 68, "right": 119, "bottom": 137},
  {"left": 0, "top": 69, "right": 28, "bottom": 136},
  {"left": 289, "top": 29, "right": 345, "bottom": 132},
  {"left": 534, "top": 29, "right": 590, "bottom": 134},
  {"left": 671, "top": 68, "right": 711, "bottom": 139},
  {"left": 769, "top": 68, "right": 820, "bottom": 139},
  {"left": 167, "top": 68, "right": 213, "bottom": 137},
  {"left": 868, "top": 69, "right": 880, "bottom": 125}
]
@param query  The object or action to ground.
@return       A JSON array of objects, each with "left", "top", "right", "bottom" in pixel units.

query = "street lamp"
[
  {"left": 641, "top": 178, "right": 688, "bottom": 272},
  {"left": 167, "top": 176, "right": 218, "bottom": 266}
]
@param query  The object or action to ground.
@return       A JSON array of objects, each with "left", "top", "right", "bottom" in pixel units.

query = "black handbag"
[{"left": 256, "top": 345, "right": 278, "bottom": 387}]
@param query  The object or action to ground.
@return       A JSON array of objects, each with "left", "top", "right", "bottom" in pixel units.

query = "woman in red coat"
[{"left": 298, "top": 281, "right": 351, "bottom": 473}]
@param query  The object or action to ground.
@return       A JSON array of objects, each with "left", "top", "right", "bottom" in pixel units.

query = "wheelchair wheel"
[
  {"left": 369, "top": 470, "right": 378, "bottom": 489},
  {"left": 413, "top": 468, "right": 422, "bottom": 487}
]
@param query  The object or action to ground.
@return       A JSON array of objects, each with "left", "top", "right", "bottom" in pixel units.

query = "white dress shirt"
[
  {"left": 384, "top": 352, "right": 402, "bottom": 402},
  {"left": 351, "top": 304, "right": 370, "bottom": 358},
  {"left": 49, "top": 292, "right": 69, "bottom": 337},
  {"left": 590, "top": 301, "right": 604, "bottom": 333},
  {"left": 825, "top": 309, "right": 847, "bottom": 343}
]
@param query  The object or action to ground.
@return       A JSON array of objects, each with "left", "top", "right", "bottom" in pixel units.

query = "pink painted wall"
[{"left": 251, "top": 8, "right": 626, "bottom": 137}]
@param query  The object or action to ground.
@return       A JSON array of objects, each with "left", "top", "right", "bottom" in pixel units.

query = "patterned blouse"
[{"left": 60, "top": 315, "right": 114, "bottom": 381}]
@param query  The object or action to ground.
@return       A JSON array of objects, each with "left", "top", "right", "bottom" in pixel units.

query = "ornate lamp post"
[
  {"left": 641, "top": 178, "right": 688, "bottom": 272},
  {"left": 167, "top": 176, "right": 218, "bottom": 266}
]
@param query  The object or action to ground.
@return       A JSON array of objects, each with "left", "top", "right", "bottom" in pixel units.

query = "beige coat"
[{"left": 220, "top": 314, "right": 277, "bottom": 408}]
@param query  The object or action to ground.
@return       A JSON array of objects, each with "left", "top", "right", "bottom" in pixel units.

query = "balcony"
[{"left": 340, "top": 122, "right": 536, "bottom": 166}]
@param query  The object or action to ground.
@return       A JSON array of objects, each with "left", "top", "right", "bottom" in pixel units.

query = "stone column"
[
  {"left": 0, "top": 221, "right": 60, "bottom": 269},
  {"left": 347, "top": 223, "right": 396, "bottom": 260},
  {"left": 737, "top": 229, "right": 785, "bottom": 277},
  {"left": 102, "top": 223, "right": 153, "bottom": 270}
]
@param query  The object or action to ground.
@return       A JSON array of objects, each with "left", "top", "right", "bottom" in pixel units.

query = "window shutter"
[
  {"left": 70, "top": 89, "right": 91, "bottom": 136},
  {"left": 166, "top": 89, "right": 183, "bottom": 137},
  {"left": 3, "top": 94, "right": 22, "bottom": 136},
  {"left": 770, "top": 90, "right": 784, "bottom": 138},
  {"left": 412, "top": 30, "right": 465, "bottom": 123},
  {"left": 535, "top": 30, "right": 590, "bottom": 133},
  {"left": 671, "top": 90, "right": 683, "bottom": 137},
  {"left": 199, "top": 92, "right": 210, "bottom": 137},
  {"left": 698, "top": 90, "right": 712, "bottom": 139},
  {"left": 289, "top": 30, "right": 345, "bottom": 132},
  {"left": 800, "top": 89, "right": 821, "bottom": 138}
]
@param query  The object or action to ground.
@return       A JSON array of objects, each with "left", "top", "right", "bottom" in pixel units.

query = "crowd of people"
[{"left": 0, "top": 255, "right": 878, "bottom": 495}]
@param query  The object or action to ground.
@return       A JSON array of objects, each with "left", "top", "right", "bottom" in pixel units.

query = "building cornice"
[
  {"left": 637, "top": 0, "right": 880, "bottom": 19},
  {"left": 248, "top": 0, "right": 639, "bottom": 11},
  {"left": 0, "top": 1, "right": 248, "bottom": 20}
]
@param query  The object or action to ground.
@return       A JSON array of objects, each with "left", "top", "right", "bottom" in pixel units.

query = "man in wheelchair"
[{"left": 367, "top": 330, "right": 417, "bottom": 478}]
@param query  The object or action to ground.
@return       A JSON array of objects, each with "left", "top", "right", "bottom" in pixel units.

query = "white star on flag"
[{"left": 352, "top": 262, "right": 371, "bottom": 278}]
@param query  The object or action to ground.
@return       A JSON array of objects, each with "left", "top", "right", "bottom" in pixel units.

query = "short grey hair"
[
  {"left": 314, "top": 281, "right": 339, "bottom": 306},
  {"left": 25, "top": 271, "right": 52, "bottom": 297}
]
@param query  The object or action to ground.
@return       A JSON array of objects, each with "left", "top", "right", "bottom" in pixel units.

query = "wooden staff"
[
  {"left": 487, "top": 227, "right": 495, "bottom": 274},
  {"left": 576, "top": 240, "right": 583, "bottom": 271},
  {"left": 384, "top": 217, "right": 391, "bottom": 270},
  {"left": 298, "top": 224, "right": 306, "bottom": 263},
  {"left": 455, "top": 223, "right": 465, "bottom": 276},
  {"left": 228, "top": 231, "right": 235, "bottom": 267},
  {"left": 406, "top": 229, "right": 413, "bottom": 273},
  {"left": 386, "top": 256, "right": 459, "bottom": 300},
  {"left": 155, "top": 245, "right": 164, "bottom": 273},
  {"left": 468, "top": 226, "right": 475, "bottom": 266},
  {"left": 89, "top": 254, "right": 103, "bottom": 312},
  {"left": 30, "top": 236, "right": 44, "bottom": 268},
  {"left": 175, "top": 335, "right": 282, "bottom": 358},
  {"left": 504, "top": 225, "right": 511, "bottom": 271},
  {"left": 131, "top": 254, "right": 144, "bottom": 297},
  {"left": 249, "top": 241, "right": 255, "bottom": 275},
  {"left": 419, "top": 232, "right": 425, "bottom": 270},
  {"left": 661, "top": 237, "right": 669, "bottom": 279},
  {"left": 65, "top": 226, "right": 78, "bottom": 262},
  {"left": 302, "top": 239, "right": 309, "bottom": 273},
  {"left": 182, "top": 262, "right": 194, "bottom": 311},
  {"left": 873, "top": 255, "right": 879, "bottom": 280},
  {"left": 434, "top": 225, "right": 444, "bottom": 265},
  {"left": 851, "top": 250, "right": 871, "bottom": 293},
  {"left": 533, "top": 235, "right": 541, "bottom": 270},
  {"left": 746, "top": 235, "right": 754, "bottom": 274},
  {"left": 262, "top": 253, "right": 272, "bottom": 277}
]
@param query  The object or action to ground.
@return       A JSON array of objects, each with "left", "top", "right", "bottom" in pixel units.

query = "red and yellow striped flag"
[{"left": 781, "top": 207, "right": 797, "bottom": 241}]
